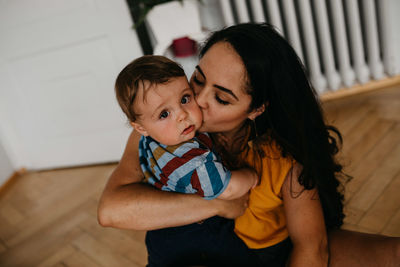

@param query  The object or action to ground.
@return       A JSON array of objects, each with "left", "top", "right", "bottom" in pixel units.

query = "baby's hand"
[{"left": 250, "top": 170, "right": 259, "bottom": 189}]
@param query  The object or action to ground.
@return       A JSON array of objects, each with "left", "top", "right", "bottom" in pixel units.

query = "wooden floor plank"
[
  {"left": 382, "top": 208, "right": 400, "bottom": 237},
  {"left": 72, "top": 232, "right": 140, "bottom": 267},
  {"left": 341, "top": 222, "right": 378, "bottom": 234},
  {"left": 78, "top": 213, "right": 147, "bottom": 266},
  {"left": 0, "top": 216, "right": 84, "bottom": 267},
  {"left": 0, "top": 241, "right": 6, "bottom": 254},
  {"left": 344, "top": 124, "right": 400, "bottom": 198},
  {"left": 333, "top": 102, "right": 372, "bottom": 139},
  {"left": 343, "top": 206, "right": 366, "bottom": 226},
  {"left": 4, "top": 180, "right": 102, "bottom": 247},
  {"left": 358, "top": 171, "right": 400, "bottom": 233},
  {"left": 0, "top": 202, "right": 25, "bottom": 226},
  {"left": 344, "top": 119, "right": 394, "bottom": 168},
  {"left": 36, "top": 244, "right": 77, "bottom": 267},
  {"left": 347, "top": 142, "right": 400, "bottom": 212},
  {"left": 62, "top": 250, "right": 103, "bottom": 267},
  {"left": 0, "top": 203, "right": 25, "bottom": 240}
]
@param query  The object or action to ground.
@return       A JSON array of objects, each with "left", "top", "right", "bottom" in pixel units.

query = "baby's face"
[{"left": 133, "top": 76, "right": 203, "bottom": 145}]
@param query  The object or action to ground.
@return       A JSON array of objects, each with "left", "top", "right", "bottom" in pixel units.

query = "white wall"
[
  {"left": 0, "top": 0, "right": 143, "bottom": 176},
  {"left": 0, "top": 139, "right": 14, "bottom": 186}
]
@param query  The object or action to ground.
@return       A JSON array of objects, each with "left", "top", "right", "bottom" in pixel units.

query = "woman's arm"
[
  {"left": 97, "top": 130, "right": 249, "bottom": 230},
  {"left": 282, "top": 164, "right": 329, "bottom": 267}
]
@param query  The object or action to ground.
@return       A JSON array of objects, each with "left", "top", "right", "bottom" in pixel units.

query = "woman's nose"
[{"left": 195, "top": 89, "right": 208, "bottom": 109}]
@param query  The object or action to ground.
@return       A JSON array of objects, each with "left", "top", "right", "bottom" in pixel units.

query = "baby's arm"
[{"left": 217, "top": 168, "right": 258, "bottom": 200}]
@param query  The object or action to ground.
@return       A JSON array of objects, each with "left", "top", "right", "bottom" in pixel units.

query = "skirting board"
[
  {"left": 0, "top": 168, "right": 26, "bottom": 197},
  {"left": 321, "top": 74, "right": 400, "bottom": 102}
]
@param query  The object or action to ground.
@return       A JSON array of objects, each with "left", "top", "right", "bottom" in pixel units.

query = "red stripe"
[
  {"left": 161, "top": 148, "right": 207, "bottom": 177},
  {"left": 190, "top": 170, "right": 204, "bottom": 197},
  {"left": 153, "top": 180, "right": 164, "bottom": 190},
  {"left": 159, "top": 173, "right": 169, "bottom": 186},
  {"left": 196, "top": 133, "right": 213, "bottom": 149}
]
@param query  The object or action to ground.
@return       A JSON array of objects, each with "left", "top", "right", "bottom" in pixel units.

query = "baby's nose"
[{"left": 177, "top": 109, "right": 188, "bottom": 121}]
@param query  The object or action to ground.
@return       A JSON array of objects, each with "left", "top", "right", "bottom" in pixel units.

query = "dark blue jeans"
[
  {"left": 145, "top": 216, "right": 258, "bottom": 267},
  {"left": 250, "top": 238, "right": 292, "bottom": 267}
]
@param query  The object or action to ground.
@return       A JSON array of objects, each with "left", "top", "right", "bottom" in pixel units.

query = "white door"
[{"left": 0, "top": 0, "right": 143, "bottom": 170}]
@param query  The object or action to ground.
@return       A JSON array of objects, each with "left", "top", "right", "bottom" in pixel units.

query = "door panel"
[{"left": 0, "top": 0, "right": 143, "bottom": 169}]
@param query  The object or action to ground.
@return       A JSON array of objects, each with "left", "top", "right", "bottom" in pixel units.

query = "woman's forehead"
[
  {"left": 200, "top": 42, "right": 242, "bottom": 70},
  {"left": 199, "top": 42, "right": 248, "bottom": 92}
]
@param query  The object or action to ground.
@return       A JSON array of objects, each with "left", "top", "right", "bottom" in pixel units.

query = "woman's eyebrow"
[
  {"left": 195, "top": 65, "right": 205, "bottom": 78},
  {"left": 214, "top": 85, "right": 239, "bottom": 100},
  {"left": 196, "top": 65, "right": 238, "bottom": 100}
]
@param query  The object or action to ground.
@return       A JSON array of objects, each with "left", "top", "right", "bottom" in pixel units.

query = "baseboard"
[
  {"left": 0, "top": 168, "right": 26, "bottom": 197},
  {"left": 321, "top": 74, "right": 400, "bottom": 102}
]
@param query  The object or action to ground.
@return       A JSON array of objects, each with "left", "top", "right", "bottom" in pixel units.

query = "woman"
[{"left": 98, "top": 23, "right": 399, "bottom": 266}]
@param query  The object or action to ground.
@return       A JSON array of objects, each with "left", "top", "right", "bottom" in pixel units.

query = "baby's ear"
[{"left": 130, "top": 121, "right": 149, "bottom": 136}]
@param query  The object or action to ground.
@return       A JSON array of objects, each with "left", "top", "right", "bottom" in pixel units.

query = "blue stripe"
[
  {"left": 205, "top": 152, "right": 223, "bottom": 195},
  {"left": 174, "top": 171, "right": 195, "bottom": 193}
]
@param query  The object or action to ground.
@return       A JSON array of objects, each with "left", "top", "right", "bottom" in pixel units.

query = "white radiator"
[{"left": 219, "top": 0, "right": 398, "bottom": 94}]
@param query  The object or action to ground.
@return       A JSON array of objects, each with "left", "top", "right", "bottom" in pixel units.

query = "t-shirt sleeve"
[
  {"left": 146, "top": 136, "right": 231, "bottom": 199},
  {"left": 190, "top": 151, "right": 231, "bottom": 200},
  {"left": 163, "top": 148, "right": 231, "bottom": 199}
]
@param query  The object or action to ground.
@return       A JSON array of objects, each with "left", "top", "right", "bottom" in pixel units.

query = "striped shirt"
[{"left": 139, "top": 132, "right": 231, "bottom": 199}]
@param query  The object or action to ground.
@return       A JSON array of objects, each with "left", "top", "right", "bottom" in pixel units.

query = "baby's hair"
[{"left": 115, "top": 55, "right": 185, "bottom": 122}]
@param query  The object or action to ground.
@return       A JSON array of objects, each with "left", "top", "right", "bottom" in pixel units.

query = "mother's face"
[{"left": 190, "top": 42, "right": 253, "bottom": 135}]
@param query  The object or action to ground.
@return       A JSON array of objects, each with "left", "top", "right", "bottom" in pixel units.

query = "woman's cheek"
[{"left": 203, "top": 105, "right": 226, "bottom": 125}]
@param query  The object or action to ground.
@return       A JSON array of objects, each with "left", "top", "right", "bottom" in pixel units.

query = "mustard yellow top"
[{"left": 234, "top": 142, "right": 294, "bottom": 249}]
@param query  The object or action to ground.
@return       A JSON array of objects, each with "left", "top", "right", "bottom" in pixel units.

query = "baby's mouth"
[{"left": 182, "top": 125, "right": 195, "bottom": 135}]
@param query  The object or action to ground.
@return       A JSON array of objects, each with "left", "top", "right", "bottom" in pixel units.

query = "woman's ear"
[
  {"left": 248, "top": 104, "right": 266, "bottom": 121},
  {"left": 130, "top": 121, "right": 149, "bottom": 136}
]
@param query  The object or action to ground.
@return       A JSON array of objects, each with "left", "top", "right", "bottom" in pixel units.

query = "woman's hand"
[{"left": 214, "top": 193, "right": 249, "bottom": 219}]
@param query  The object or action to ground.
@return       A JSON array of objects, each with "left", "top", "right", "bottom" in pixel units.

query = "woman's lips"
[{"left": 182, "top": 125, "right": 195, "bottom": 135}]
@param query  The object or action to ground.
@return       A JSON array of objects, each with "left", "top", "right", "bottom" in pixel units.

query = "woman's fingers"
[{"left": 216, "top": 193, "right": 249, "bottom": 219}]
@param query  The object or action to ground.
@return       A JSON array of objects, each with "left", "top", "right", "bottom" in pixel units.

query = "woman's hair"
[
  {"left": 115, "top": 55, "right": 185, "bottom": 122},
  {"left": 200, "top": 23, "right": 346, "bottom": 230}
]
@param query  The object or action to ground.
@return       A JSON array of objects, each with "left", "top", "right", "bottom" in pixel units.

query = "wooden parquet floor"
[{"left": 0, "top": 85, "right": 399, "bottom": 267}]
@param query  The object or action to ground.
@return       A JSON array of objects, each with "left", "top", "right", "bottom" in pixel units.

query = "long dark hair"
[{"left": 200, "top": 23, "right": 346, "bottom": 230}]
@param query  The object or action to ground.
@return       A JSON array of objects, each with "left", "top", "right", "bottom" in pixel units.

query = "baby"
[{"left": 115, "top": 55, "right": 258, "bottom": 266}]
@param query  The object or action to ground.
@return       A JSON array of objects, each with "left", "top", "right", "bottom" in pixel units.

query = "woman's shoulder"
[
  {"left": 261, "top": 141, "right": 294, "bottom": 170},
  {"left": 240, "top": 140, "right": 294, "bottom": 197},
  {"left": 260, "top": 140, "right": 283, "bottom": 157},
  {"left": 246, "top": 140, "right": 295, "bottom": 184}
]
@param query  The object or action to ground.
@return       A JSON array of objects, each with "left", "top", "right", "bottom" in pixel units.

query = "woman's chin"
[{"left": 198, "top": 125, "right": 212, "bottom": 133}]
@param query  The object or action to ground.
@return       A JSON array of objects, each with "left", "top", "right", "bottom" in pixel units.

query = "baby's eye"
[
  {"left": 159, "top": 110, "right": 170, "bottom": 119},
  {"left": 181, "top": 95, "right": 191, "bottom": 104}
]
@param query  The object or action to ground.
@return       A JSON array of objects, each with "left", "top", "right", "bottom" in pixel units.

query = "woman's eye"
[
  {"left": 192, "top": 87, "right": 200, "bottom": 96},
  {"left": 215, "top": 95, "right": 230, "bottom": 105},
  {"left": 181, "top": 95, "right": 190, "bottom": 104},
  {"left": 159, "top": 110, "right": 170, "bottom": 119},
  {"left": 193, "top": 76, "right": 204, "bottom": 85}
]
